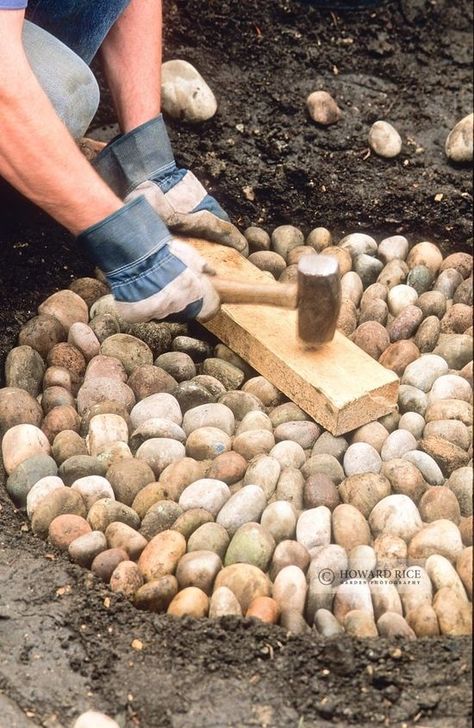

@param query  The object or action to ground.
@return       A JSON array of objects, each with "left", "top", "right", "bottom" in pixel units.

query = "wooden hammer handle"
[{"left": 211, "top": 277, "right": 298, "bottom": 309}]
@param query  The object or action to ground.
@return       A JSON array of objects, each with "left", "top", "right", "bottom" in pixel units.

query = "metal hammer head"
[{"left": 297, "top": 254, "right": 341, "bottom": 346}]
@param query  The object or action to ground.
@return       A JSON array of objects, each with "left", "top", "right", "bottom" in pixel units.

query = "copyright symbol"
[{"left": 318, "top": 568, "right": 335, "bottom": 585}]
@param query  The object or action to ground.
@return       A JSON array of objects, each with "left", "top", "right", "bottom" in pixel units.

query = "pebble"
[
  {"left": 377, "top": 258, "right": 408, "bottom": 289},
  {"left": 0, "top": 387, "right": 43, "bottom": 438},
  {"left": 5, "top": 345, "right": 45, "bottom": 397},
  {"left": 137, "top": 438, "right": 186, "bottom": 477},
  {"left": 91, "top": 547, "right": 129, "bottom": 582},
  {"left": 244, "top": 226, "right": 271, "bottom": 253},
  {"left": 225, "top": 522, "right": 275, "bottom": 570},
  {"left": 214, "top": 563, "right": 271, "bottom": 612},
  {"left": 426, "top": 553, "right": 468, "bottom": 601},
  {"left": 271, "top": 225, "right": 304, "bottom": 262},
  {"left": 333, "top": 579, "right": 374, "bottom": 623},
  {"left": 359, "top": 299, "right": 388, "bottom": 327},
  {"left": 388, "top": 305, "right": 423, "bottom": 341},
  {"left": 182, "top": 403, "right": 235, "bottom": 437},
  {"left": 369, "top": 494, "right": 422, "bottom": 542},
  {"left": 127, "top": 365, "right": 177, "bottom": 400},
  {"left": 172, "top": 508, "right": 214, "bottom": 539},
  {"left": 269, "top": 402, "right": 309, "bottom": 427},
  {"left": 418, "top": 485, "right": 461, "bottom": 524},
  {"left": 354, "top": 254, "right": 384, "bottom": 287},
  {"left": 176, "top": 551, "right": 222, "bottom": 594},
  {"left": 447, "top": 467, "right": 473, "bottom": 516},
  {"left": 425, "top": 399, "right": 472, "bottom": 426},
  {"left": 134, "top": 575, "right": 178, "bottom": 612},
  {"left": 155, "top": 352, "right": 196, "bottom": 382},
  {"left": 173, "top": 381, "right": 215, "bottom": 412},
  {"left": 433, "top": 587, "right": 472, "bottom": 636},
  {"left": 242, "top": 376, "right": 283, "bottom": 407},
  {"left": 248, "top": 251, "right": 287, "bottom": 279},
  {"left": 301, "top": 453, "right": 345, "bottom": 484},
  {"left": 202, "top": 358, "right": 246, "bottom": 391},
  {"left": 41, "top": 405, "right": 81, "bottom": 445},
  {"left": 90, "top": 313, "right": 120, "bottom": 343},
  {"left": 351, "top": 321, "right": 389, "bottom": 359},
  {"left": 406, "top": 604, "right": 440, "bottom": 637},
  {"left": 456, "top": 547, "right": 473, "bottom": 599},
  {"left": 209, "top": 586, "right": 242, "bottom": 617},
  {"left": 87, "top": 498, "right": 140, "bottom": 532},
  {"left": 414, "top": 316, "right": 441, "bottom": 352},
  {"left": 47, "top": 342, "right": 86, "bottom": 378},
  {"left": 161, "top": 59, "right": 217, "bottom": 123},
  {"left": 158, "top": 457, "right": 206, "bottom": 501},
  {"left": 73, "top": 711, "right": 119, "bottom": 728},
  {"left": 380, "top": 340, "right": 422, "bottom": 378},
  {"left": 343, "top": 442, "right": 382, "bottom": 476},
  {"left": 69, "top": 276, "right": 109, "bottom": 307},
  {"left": 270, "top": 540, "right": 310, "bottom": 580},
  {"left": 304, "top": 473, "right": 341, "bottom": 511},
  {"left": 85, "top": 356, "right": 127, "bottom": 383},
  {"left": 207, "top": 451, "right": 247, "bottom": 485},
  {"left": 349, "top": 544, "right": 377, "bottom": 573},
  {"left": 130, "top": 419, "right": 186, "bottom": 452},
  {"left": 260, "top": 501, "right": 297, "bottom": 543},
  {"left": 19, "top": 314, "right": 66, "bottom": 360},
  {"left": 273, "top": 565, "right": 307, "bottom": 614},
  {"left": 408, "top": 519, "right": 463, "bottom": 563},
  {"left": 323, "top": 246, "right": 352, "bottom": 276},
  {"left": 232, "top": 430, "right": 275, "bottom": 460},
  {"left": 377, "top": 612, "right": 416, "bottom": 639},
  {"left": 407, "top": 265, "right": 434, "bottom": 294},
  {"left": 246, "top": 596, "right": 280, "bottom": 624},
  {"left": 38, "top": 289, "right": 88, "bottom": 331},
  {"left": 138, "top": 530, "right": 186, "bottom": 581},
  {"left": 351, "top": 421, "right": 389, "bottom": 453},
  {"left": 68, "top": 530, "right": 107, "bottom": 567},
  {"left": 425, "top": 420, "right": 470, "bottom": 451},
  {"left": 339, "top": 233, "right": 377, "bottom": 259},
  {"left": 243, "top": 455, "right": 281, "bottom": 499},
  {"left": 110, "top": 560, "right": 144, "bottom": 598},
  {"left": 402, "top": 354, "right": 448, "bottom": 391},
  {"left": 6, "top": 454, "right": 58, "bottom": 508},
  {"left": 86, "top": 413, "right": 128, "bottom": 457},
  {"left": 378, "top": 235, "right": 409, "bottom": 263},
  {"left": 441, "top": 252, "right": 473, "bottom": 279},
  {"left": 237, "top": 411, "right": 273, "bottom": 434},
  {"left": 337, "top": 299, "right": 358, "bottom": 337},
  {"left": 130, "top": 393, "right": 182, "bottom": 429},
  {"left": 48, "top": 514, "right": 91, "bottom": 550},
  {"left": 172, "top": 336, "right": 212, "bottom": 362},
  {"left": 269, "top": 440, "right": 306, "bottom": 469},
  {"left": 332, "top": 504, "right": 371, "bottom": 551},
  {"left": 445, "top": 112, "right": 473, "bottom": 162},
  {"left": 216, "top": 484, "right": 267, "bottom": 536},
  {"left": 2, "top": 423, "right": 51, "bottom": 475},
  {"left": 403, "top": 450, "right": 445, "bottom": 485},
  {"left": 274, "top": 421, "right": 320, "bottom": 450},
  {"left": 344, "top": 610, "right": 378, "bottom": 637},
  {"left": 31, "top": 486, "right": 86, "bottom": 538},
  {"left": 311, "top": 432, "right": 348, "bottom": 462},
  {"left": 420, "top": 435, "right": 469, "bottom": 477},
  {"left": 71, "top": 475, "right": 115, "bottom": 510},
  {"left": 434, "top": 269, "right": 464, "bottom": 299},
  {"left": 306, "top": 227, "right": 332, "bottom": 252},
  {"left": 368, "top": 120, "right": 402, "bottom": 157},
  {"left": 42, "top": 386, "right": 75, "bottom": 414},
  {"left": 186, "top": 426, "right": 232, "bottom": 460},
  {"left": 59, "top": 454, "right": 107, "bottom": 485},
  {"left": 77, "top": 377, "right": 135, "bottom": 415},
  {"left": 68, "top": 322, "right": 100, "bottom": 361},
  {"left": 296, "top": 506, "right": 331, "bottom": 551},
  {"left": 26, "top": 475, "right": 64, "bottom": 518},
  {"left": 140, "top": 500, "right": 183, "bottom": 540},
  {"left": 314, "top": 609, "right": 344, "bottom": 637},
  {"left": 381, "top": 430, "right": 418, "bottom": 461},
  {"left": 398, "top": 412, "right": 425, "bottom": 439},
  {"left": 306, "top": 90, "right": 341, "bottom": 125},
  {"left": 179, "top": 479, "right": 230, "bottom": 516},
  {"left": 105, "top": 522, "right": 147, "bottom": 560},
  {"left": 417, "top": 291, "right": 447, "bottom": 319},
  {"left": 370, "top": 578, "right": 403, "bottom": 620},
  {"left": 433, "top": 333, "right": 473, "bottom": 369},
  {"left": 440, "top": 303, "right": 472, "bottom": 334},
  {"left": 339, "top": 473, "right": 391, "bottom": 518},
  {"left": 187, "top": 523, "right": 230, "bottom": 560},
  {"left": 341, "top": 271, "right": 364, "bottom": 306},
  {"left": 398, "top": 385, "right": 428, "bottom": 416},
  {"left": 387, "top": 284, "right": 418, "bottom": 316}
]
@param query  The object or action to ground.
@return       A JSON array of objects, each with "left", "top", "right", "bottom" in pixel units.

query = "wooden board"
[{"left": 186, "top": 239, "right": 399, "bottom": 435}]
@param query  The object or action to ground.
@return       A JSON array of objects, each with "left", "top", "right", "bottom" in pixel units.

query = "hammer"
[{"left": 209, "top": 254, "right": 341, "bottom": 346}]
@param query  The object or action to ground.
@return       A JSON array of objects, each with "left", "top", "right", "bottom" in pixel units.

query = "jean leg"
[
  {"left": 26, "top": 0, "right": 133, "bottom": 64},
  {"left": 23, "top": 21, "right": 100, "bottom": 139}
]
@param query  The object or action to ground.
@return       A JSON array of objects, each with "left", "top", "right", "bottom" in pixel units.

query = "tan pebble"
[
  {"left": 337, "top": 298, "right": 358, "bottom": 337},
  {"left": 77, "top": 377, "right": 136, "bottom": 416},
  {"left": 420, "top": 436, "right": 469, "bottom": 478},
  {"left": 322, "top": 246, "right": 352, "bottom": 276},
  {"left": 445, "top": 113, "right": 473, "bottom": 162},
  {"left": 369, "top": 494, "right": 422, "bottom": 542},
  {"left": 303, "top": 473, "right": 341, "bottom": 511},
  {"left": 340, "top": 271, "right": 363, "bottom": 307},
  {"left": 18, "top": 314, "right": 66, "bottom": 360},
  {"left": 128, "top": 364, "right": 177, "bottom": 400},
  {"left": 138, "top": 530, "right": 186, "bottom": 581},
  {"left": 440, "top": 252, "right": 473, "bottom": 279},
  {"left": 332, "top": 504, "right": 371, "bottom": 551},
  {"left": 418, "top": 485, "right": 461, "bottom": 524},
  {"left": 314, "top": 609, "right": 344, "bottom": 636},
  {"left": 272, "top": 565, "right": 307, "bottom": 615},
  {"left": 69, "top": 276, "right": 109, "bottom": 307},
  {"left": 379, "top": 340, "right": 420, "bottom": 376},
  {"left": 459, "top": 516, "right": 473, "bottom": 546},
  {"left": 426, "top": 553, "right": 468, "bottom": 601},
  {"left": 387, "top": 305, "right": 423, "bottom": 342},
  {"left": 242, "top": 376, "right": 283, "bottom": 407},
  {"left": 351, "top": 422, "right": 389, "bottom": 453},
  {"left": 86, "top": 414, "right": 129, "bottom": 457},
  {"left": 333, "top": 580, "right": 374, "bottom": 623},
  {"left": 456, "top": 547, "right": 473, "bottom": 599},
  {"left": 269, "top": 540, "right": 310, "bottom": 581},
  {"left": 369, "top": 578, "right": 403, "bottom": 620},
  {"left": 406, "top": 604, "right": 440, "bottom": 637},
  {"left": 68, "top": 322, "right": 100, "bottom": 361},
  {"left": 2, "top": 424, "right": 51, "bottom": 474},
  {"left": 87, "top": 498, "right": 140, "bottom": 532},
  {"left": 73, "top": 710, "right": 119, "bottom": 728},
  {"left": 246, "top": 596, "right": 280, "bottom": 623},
  {"left": 47, "top": 343, "right": 86, "bottom": 377},
  {"left": 91, "top": 547, "right": 129, "bottom": 582},
  {"left": 408, "top": 519, "right": 463, "bottom": 564},
  {"left": 48, "top": 514, "right": 91, "bottom": 550},
  {"left": 425, "top": 399, "right": 472, "bottom": 426},
  {"left": 175, "top": 550, "right": 222, "bottom": 595},
  {"left": 42, "top": 386, "right": 75, "bottom": 414},
  {"left": 344, "top": 609, "right": 378, "bottom": 637},
  {"left": 167, "top": 586, "right": 209, "bottom": 617},
  {"left": 377, "top": 259, "right": 408, "bottom": 289},
  {"left": 132, "top": 482, "right": 172, "bottom": 520},
  {"left": 71, "top": 476, "right": 114, "bottom": 510},
  {"left": 85, "top": 355, "right": 127, "bottom": 382},
  {"left": 433, "top": 586, "right": 472, "bottom": 635},
  {"left": 110, "top": 560, "right": 144, "bottom": 599},
  {"left": 97, "top": 442, "right": 133, "bottom": 470},
  {"left": 232, "top": 430, "right": 275, "bottom": 460},
  {"left": 306, "top": 227, "right": 332, "bottom": 252},
  {"left": 209, "top": 586, "right": 243, "bottom": 617},
  {"left": 306, "top": 90, "right": 341, "bottom": 125},
  {"left": 287, "top": 245, "right": 316, "bottom": 266},
  {"left": 0, "top": 387, "right": 43, "bottom": 437},
  {"left": 351, "top": 322, "right": 390, "bottom": 359},
  {"left": 214, "top": 563, "right": 271, "bottom": 612},
  {"left": 407, "top": 241, "right": 443, "bottom": 275},
  {"left": 368, "top": 120, "right": 402, "bottom": 158},
  {"left": 137, "top": 438, "right": 186, "bottom": 477},
  {"left": 339, "top": 473, "right": 391, "bottom": 519},
  {"left": 134, "top": 575, "right": 178, "bottom": 612},
  {"left": 38, "top": 289, "right": 88, "bottom": 331},
  {"left": 377, "top": 612, "right": 416, "bottom": 639},
  {"left": 373, "top": 534, "right": 407, "bottom": 571},
  {"left": 383, "top": 458, "right": 427, "bottom": 504},
  {"left": 41, "top": 405, "right": 81, "bottom": 444},
  {"left": 105, "top": 522, "right": 148, "bottom": 560},
  {"left": 159, "top": 457, "right": 206, "bottom": 501},
  {"left": 207, "top": 451, "right": 247, "bottom": 485}
]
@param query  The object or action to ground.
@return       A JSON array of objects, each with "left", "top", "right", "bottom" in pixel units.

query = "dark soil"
[{"left": 0, "top": 1, "right": 472, "bottom": 726}]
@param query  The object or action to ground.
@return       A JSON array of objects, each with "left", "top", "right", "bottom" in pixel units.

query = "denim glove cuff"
[
  {"left": 77, "top": 196, "right": 172, "bottom": 275},
  {"left": 92, "top": 115, "right": 175, "bottom": 198}
]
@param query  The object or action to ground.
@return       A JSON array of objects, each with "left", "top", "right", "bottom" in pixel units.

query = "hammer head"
[{"left": 297, "top": 254, "right": 341, "bottom": 346}]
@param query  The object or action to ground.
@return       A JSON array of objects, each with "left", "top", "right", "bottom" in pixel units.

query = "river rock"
[
  {"left": 6, "top": 452, "right": 58, "bottom": 508},
  {"left": 154, "top": 352, "right": 196, "bottom": 382},
  {"left": 333, "top": 579, "right": 374, "bottom": 622},
  {"left": 387, "top": 284, "right": 418, "bottom": 316},
  {"left": 47, "top": 343, "right": 86, "bottom": 379},
  {"left": 182, "top": 403, "right": 235, "bottom": 437},
  {"left": 59, "top": 454, "right": 107, "bottom": 486},
  {"left": 130, "top": 419, "right": 186, "bottom": 452},
  {"left": 242, "top": 455, "right": 280, "bottom": 499},
  {"left": 0, "top": 387, "right": 43, "bottom": 437},
  {"left": 433, "top": 334, "right": 473, "bottom": 369},
  {"left": 19, "top": 314, "right": 67, "bottom": 361},
  {"left": 247, "top": 251, "right": 287, "bottom": 279},
  {"left": 425, "top": 421, "right": 470, "bottom": 452},
  {"left": 236, "top": 411, "right": 273, "bottom": 435},
  {"left": 425, "top": 399, "right": 472, "bottom": 426},
  {"left": 5, "top": 345, "right": 45, "bottom": 397},
  {"left": 275, "top": 468, "right": 304, "bottom": 510},
  {"left": 440, "top": 252, "right": 473, "bottom": 279},
  {"left": 418, "top": 485, "right": 461, "bottom": 524},
  {"left": 2, "top": 423, "right": 51, "bottom": 475},
  {"left": 130, "top": 393, "right": 182, "bottom": 429},
  {"left": 415, "top": 316, "right": 441, "bottom": 353},
  {"left": 187, "top": 522, "right": 230, "bottom": 560},
  {"left": 48, "top": 514, "right": 91, "bottom": 550},
  {"left": 339, "top": 233, "right": 377, "bottom": 259},
  {"left": 440, "top": 303, "right": 472, "bottom": 335},
  {"left": 398, "top": 385, "right": 428, "bottom": 416},
  {"left": 109, "top": 560, "right": 143, "bottom": 598},
  {"left": 68, "top": 530, "right": 107, "bottom": 567},
  {"left": 71, "top": 475, "right": 115, "bottom": 510},
  {"left": 271, "top": 225, "right": 305, "bottom": 261},
  {"left": 216, "top": 484, "right": 267, "bottom": 536},
  {"left": 388, "top": 305, "right": 423, "bottom": 341},
  {"left": 368, "top": 120, "right": 402, "bottom": 157},
  {"left": 41, "top": 386, "right": 75, "bottom": 414},
  {"left": 408, "top": 519, "right": 463, "bottom": 563},
  {"left": 402, "top": 354, "right": 449, "bottom": 392},
  {"left": 261, "top": 501, "right": 297, "bottom": 543},
  {"left": 207, "top": 451, "right": 247, "bottom": 485},
  {"left": 377, "top": 612, "right": 416, "bottom": 639},
  {"left": 426, "top": 553, "right": 468, "bottom": 602},
  {"left": 304, "top": 472, "right": 341, "bottom": 511},
  {"left": 105, "top": 522, "right": 147, "bottom": 560},
  {"left": 186, "top": 426, "right": 232, "bottom": 460},
  {"left": 341, "top": 271, "right": 363, "bottom": 306},
  {"left": 179, "top": 479, "right": 230, "bottom": 516},
  {"left": 398, "top": 412, "right": 425, "bottom": 439},
  {"left": 87, "top": 498, "right": 140, "bottom": 532},
  {"left": 339, "top": 473, "right": 391, "bottom": 519},
  {"left": 172, "top": 508, "right": 214, "bottom": 539},
  {"left": 445, "top": 112, "right": 473, "bottom": 162},
  {"left": 219, "top": 391, "right": 264, "bottom": 420},
  {"left": 214, "top": 564, "right": 272, "bottom": 612},
  {"left": 370, "top": 577, "right": 403, "bottom": 620},
  {"left": 209, "top": 586, "right": 243, "bottom": 617},
  {"left": 174, "top": 381, "right": 215, "bottom": 413},
  {"left": 89, "top": 313, "right": 120, "bottom": 343},
  {"left": 306, "top": 90, "right": 341, "bottom": 125},
  {"left": 430, "top": 374, "right": 472, "bottom": 405},
  {"left": 244, "top": 226, "right": 271, "bottom": 253},
  {"left": 127, "top": 365, "right": 177, "bottom": 400},
  {"left": 456, "top": 548, "right": 473, "bottom": 599},
  {"left": 359, "top": 299, "right": 388, "bottom": 327},
  {"left": 140, "top": 500, "right": 183, "bottom": 540},
  {"left": 377, "top": 258, "right": 408, "bottom": 289},
  {"left": 138, "top": 529, "right": 186, "bottom": 581},
  {"left": 202, "top": 358, "right": 246, "bottom": 391},
  {"left": 403, "top": 450, "right": 445, "bottom": 485},
  {"left": 272, "top": 565, "right": 307, "bottom": 614},
  {"left": 323, "top": 246, "right": 352, "bottom": 276},
  {"left": 225, "top": 522, "right": 275, "bottom": 570},
  {"left": 417, "top": 291, "right": 447, "bottom": 320},
  {"left": 337, "top": 298, "right": 358, "bottom": 337},
  {"left": 175, "top": 550, "right": 222, "bottom": 595},
  {"left": 134, "top": 575, "right": 178, "bottom": 612},
  {"left": 351, "top": 422, "right": 389, "bottom": 453},
  {"left": 378, "top": 235, "right": 409, "bottom": 263},
  {"left": 332, "top": 504, "right": 371, "bottom": 551},
  {"left": 246, "top": 596, "right": 280, "bottom": 624},
  {"left": 420, "top": 435, "right": 469, "bottom": 477},
  {"left": 343, "top": 442, "right": 381, "bottom": 476},
  {"left": 269, "top": 440, "right": 305, "bottom": 469},
  {"left": 270, "top": 540, "right": 310, "bottom": 580},
  {"left": 447, "top": 467, "right": 473, "bottom": 516},
  {"left": 296, "top": 506, "right": 331, "bottom": 551},
  {"left": 349, "top": 544, "right": 377, "bottom": 574},
  {"left": 302, "top": 453, "right": 345, "bottom": 484},
  {"left": 161, "top": 59, "right": 217, "bottom": 122},
  {"left": 269, "top": 402, "right": 309, "bottom": 427},
  {"left": 354, "top": 254, "right": 384, "bottom": 287},
  {"left": 91, "top": 547, "right": 129, "bottom": 582},
  {"left": 369, "top": 494, "right": 422, "bottom": 542},
  {"left": 73, "top": 712, "right": 119, "bottom": 728},
  {"left": 25, "top": 475, "right": 64, "bottom": 518},
  {"left": 136, "top": 438, "right": 185, "bottom": 477},
  {"left": 77, "top": 377, "right": 135, "bottom": 415},
  {"left": 159, "top": 457, "right": 206, "bottom": 501},
  {"left": 313, "top": 609, "right": 344, "bottom": 636},
  {"left": 344, "top": 610, "right": 378, "bottom": 637},
  {"left": 406, "top": 605, "right": 440, "bottom": 637},
  {"left": 351, "top": 322, "right": 389, "bottom": 359},
  {"left": 435, "top": 270, "right": 464, "bottom": 301},
  {"left": 38, "top": 289, "right": 88, "bottom": 331},
  {"left": 433, "top": 587, "right": 472, "bottom": 636},
  {"left": 381, "top": 430, "right": 418, "bottom": 461},
  {"left": 233, "top": 430, "right": 275, "bottom": 460},
  {"left": 31, "top": 486, "right": 86, "bottom": 538}
]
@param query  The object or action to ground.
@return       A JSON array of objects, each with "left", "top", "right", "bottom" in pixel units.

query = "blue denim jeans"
[{"left": 23, "top": 0, "right": 132, "bottom": 137}]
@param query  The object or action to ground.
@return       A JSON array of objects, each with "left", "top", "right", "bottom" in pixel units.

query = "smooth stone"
[
  {"left": 71, "top": 475, "right": 115, "bottom": 511},
  {"left": 269, "top": 540, "right": 310, "bottom": 581},
  {"left": 454, "top": 277, "right": 473, "bottom": 306},
  {"left": 304, "top": 473, "right": 341, "bottom": 511},
  {"left": 275, "top": 467, "right": 304, "bottom": 510},
  {"left": 236, "top": 411, "right": 273, "bottom": 434},
  {"left": 225, "top": 522, "right": 275, "bottom": 570},
  {"left": 207, "top": 451, "right": 247, "bottom": 485},
  {"left": 110, "top": 560, "right": 143, "bottom": 598},
  {"left": 38, "top": 289, "right": 88, "bottom": 331},
  {"left": 175, "top": 550, "right": 222, "bottom": 595},
  {"left": 398, "top": 385, "right": 428, "bottom": 416},
  {"left": 433, "top": 587, "right": 472, "bottom": 636},
  {"left": 159, "top": 457, "right": 206, "bottom": 501},
  {"left": 301, "top": 453, "right": 345, "bottom": 484},
  {"left": 426, "top": 553, "right": 468, "bottom": 601},
  {"left": 306, "top": 544, "right": 348, "bottom": 587},
  {"left": 456, "top": 547, "right": 473, "bottom": 599},
  {"left": 136, "top": 438, "right": 185, "bottom": 477},
  {"left": 209, "top": 586, "right": 243, "bottom": 617},
  {"left": 408, "top": 519, "right": 463, "bottom": 563},
  {"left": 406, "top": 605, "right": 440, "bottom": 637},
  {"left": 99, "top": 334, "right": 152, "bottom": 375},
  {"left": 0, "top": 387, "right": 43, "bottom": 437},
  {"left": 73, "top": 711, "right": 119, "bottom": 728},
  {"left": 306, "top": 90, "right": 341, "bottom": 125},
  {"left": 448, "top": 467, "right": 473, "bottom": 516},
  {"left": 377, "top": 612, "right": 416, "bottom": 639},
  {"left": 97, "top": 442, "right": 133, "bottom": 470},
  {"left": 91, "top": 547, "right": 129, "bottom": 582},
  {"left": 216, "top": 484, "right": 267, "bottom": 536},
  {"left": 214, "top": 343, "right": 254, "bottom": 379},
  {"left": 214, "top": 564, "right": 272, "bottom": 612},
  {"left": 351, "top": 421, "right": 389, "bottom": 453},
  {"left": 182, "top": 403, "right": 235, "bottom": 437},
  {"left": 7, "top": 454, "right": 58, "bottom": 508},
  {"left": 59, "top": 454, "right": 107, "bottom": 485},
  {"left": 269, "top": 440, "right": 306, "bottom": 469},
  {"left": 407, "top": 241, "right": 442, "bottom": 275},
  {"left": 77, "top": 377, "right": 135, "bottom": 415},
  {"left": 2, "top": 424, "right": 51, "bottom": 475},
  {"left": 68, "top": 530, "right": 107, "bottom": 567},
  {"left": 248, "top": 250, "right": 287, "bottom": 279},
  {"left": 130, "top": 418, "right": 186, "bottom": 452},
  {"left": 343, "top": 442, "right": 381, "bottom": 476},
  {"left": 187, "top": 522, "right": 230, "bottom": 560},
  {"left": 127, "top": 365, "right": 177, "bottom": 400},
  {"left": 434, "top": 269, "right": 464, "bottom": 299},
  {"left": 125, "top": 322, "right": 176, "bottom": 358},
  {"left": 179, "top": 479, "right": 230, "bottom": 516},
  {"left": 69, "top": 277, "right": 109, "bottom": 307},
  {"left": 272, "top": 565, "right": 307, "bottom": 615},
  {"left": 89, "top": 313, "right": 120, "bottom": 343},
  {"left": 130, "top": 393, "right": 182, "bottom": 429},
  {"left": 351, "top": 322, "right": 389, "bottom": 359},
  {"left": 242, "top": 376, "right": 283, "bottom": 407},
  {"left": 398, "top": 412, "right": 425, "bottom": 439},
  {"left": 172, "top": 336, "right": 212, "bottom": 362},
  {"left": 43, "top": 365, "right": 79, "bottom": 395},
  {"left": 186, "top": 426, "right": 232, "bottom": 460},
  {"left": 338, "top": 233, "right": 377, "bottom": 259},
  {"left": 403, "top": 450, "right": 445, "bottom": 485},
  {"left": 337, "top": 298, "right": 358, "bottom": 337},
  {"left": 5, "top": 345, "right": 45, "bottom": 397},
  {"left": 218, "top": 391, "right": 264, "bottom": 420},
  {"left": 360, "top": 282, "right": 388, "bottom": 309},
  {"left": 381, "top": 430, "right": 418, "bottom": 461},
  {"left": 387, "top": 284, "right": 418, "bottom": 316},
  {"left": 296, "top": 507, "right": 331, "bottom": 551},
  {"left": 31, "top": 486, "right": 86, "bottom": 538},
  {"left": 41, "top": 405, "right": 80, "bottom": 445},
  {"left": 440, "top": 252, "right": 473, "bottom": 279},
  {"left": 137, "top": 529, "right": 186, "bottom": 581},
  {"left": 271, "top": 225, "right": 304, "bottom": 261},
  {"left": 445, "top": 113, "right": 474, "bottom": 162},
  {"left": 134, "top": 575, "right": 178, "bottom": 612},
  {"left": 397, "top": 565, "right": 432, "bottom": 614},
  {"left": 349, "top": 545, "right": 377, "bottom": 574},
  {"left": 359, "top": 299, "right": 388, "bottom": 327},
  {"left": 418, "top": 485, "right": 461, "bottom": 524},
  {"left": 379, "top": 340, "right": 420, "bottom": 376},
  {"left": 323, "top": 246, "right": 352, "bottom": 276},
  {"left": 26, "top": 475, "right": 64, "bottom": 518},
  {"left": 260, "top": 501, "right": 297, "bottom": 543},
  {"left": 48, "top": 513, "right": 91, "bottom": 550},
  {"left": 202, "top": 358, "right": 245, "bottom": 390},
  {"left": 19, "top": 315, "right": 66, "bottom": 361},
  {"left": 333, "top": 579, "right": 374, "bottom": 623},
  {"left": 424, "top": 399, "right": 473, "bottom": 426},
  {"left": 86, "top": 414, "right": 128, "bottom": 457},
  {"left": 388, "top": 305, "right": 423, "bottom": 341},
  {"left": 339, "top": 473, "right": 391, "bottom": 519},
  {"left": 370, "top": 577, "right": 403, "bottom": 620},
  {"left": 417, "top": 290, "right": 447, "bottom": 319},
  {"left": 161, "top": 59, "right": 217, "bottom": 122},
  {"left": 420, "top": 435, "right": 469, "bottom": 477},
  {"left": 306, "top": 227, "right": 332, "bottom": 251},
  {"left": 424, "top": 420, "right": 470, "bottom": 451},
  {"left": 243, "top": 455, "right": 281, "bottom": 499},
  {"left": 140, "top": 500, "right": 183, "bottom": 540},
  {"left": 368, "top": 120, "right": 402, "bottom": 157},
  {"left": 105, "top": 521, "right": 147, "bottom": 560},
  {"left": 46, "top": 343, "right": 86, "bottom": 378},
  {"left": 402, "top": 354, "right": 449, "bottom": 391},
  {"left": 154, "top": 352, "right": 196, "bottom": 382},
  {"left": 41, "top": 386, "right": 75, "bottom": 414},
  {"left": 374, "top": 534, "right": 407, "bottom": 571},
  {"left": 269, "top": 402, "right": 310, "bottom": 427},
  {"left": 378, "top": 235, "right": 409, "bottom": 263},
  {"left": 414, "top": 316, "right": 441, "bottom": 352},
  {"left": 369, "top": 494, "right": 422, "bottom": 542},
  {"left": 313, "top": 609, "right": 344, "bottom": 637},
  {"left": 174, "top": 381, "right": 215, "bottom": 413},
  {"left": 460, "top": 361, "right": 473, "bottom": 387},
  {"left": 433, "top": 334, "right": 473, "bottom": 369},
  {"left": 406, "top": 264, "right": 434, "bottom": 295},
  {"left": 67, "top": 322, "right": 100, "bottom": 362},
  {"left": 87, "top": 498, "right": 140, "bottom": 532},
  {"left": 354, "top": 254, "right": 383, "bottom": 287},
  {"left": 440, "top": 303, "right": 472, "bottom": 335},
  {"left": 332, "top": 504, "right": 371, "bottom": 551},
  {"left": 246, "top": 596, "right": 280, "bottom": 624},
  {"left": 244, "top": 226, "right": 271, "bottom": 253},
  {"left": 172, "top": 508, "right": 214, "bottom": 539},
  {"left": 341, "top": 271, "right": 363, "bottom": 306},
  {"left": 232, "top": 430, "right": 275, "bottom": 460},
  {"left": 344, "top": 610, "right": 378, "bottom": 637}
]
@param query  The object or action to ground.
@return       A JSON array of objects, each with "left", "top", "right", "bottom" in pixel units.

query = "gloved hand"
[
  {"left": 78, "top": 196, "right": 220, "bottom": 323},
  {"left": 92, "top": 115, "right": 248, "bottom": 255}
]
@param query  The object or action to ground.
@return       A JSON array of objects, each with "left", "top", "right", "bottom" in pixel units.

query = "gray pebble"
[
  {"left": 5, "top": 345, "right": 45, "bottom": 397},
  {"left": 155, "top": 352, "right": 196, "bottom": 382}
]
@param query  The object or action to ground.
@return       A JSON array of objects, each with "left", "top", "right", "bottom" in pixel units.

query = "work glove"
[
  {"left": 92, "top": 115, "right": 248, "bottom": 255},
  {"left": 78, "top": 196, "right": 220, "bottom": 324}
]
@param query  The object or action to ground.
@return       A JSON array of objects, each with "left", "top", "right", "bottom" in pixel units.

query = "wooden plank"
[{"left": 186, "top": 239, "right": 399, "bottom": 435}]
